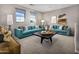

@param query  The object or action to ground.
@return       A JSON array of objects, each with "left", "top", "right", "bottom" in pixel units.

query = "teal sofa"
[
  {"left": 52, "top": 24, "right": 71, "bottom": 36},
  {"left": 14, "top": 26, "right": 43, "bottom": 39}
]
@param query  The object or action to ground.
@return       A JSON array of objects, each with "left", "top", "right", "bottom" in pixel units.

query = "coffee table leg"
[
  {"left": 41, "top": 37, "right": 44, "bottom": 44},
  {"left": 50, "top": 37, "right": 52, "bottom": 43}
]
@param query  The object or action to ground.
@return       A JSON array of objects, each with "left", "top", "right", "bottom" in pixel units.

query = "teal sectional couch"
[
  {"left": 14, "top": 24, "right": 71, "bottom": 39},
  {"left": 52, "top": 24, "right": 71, "bottom": 36},
  {"left": 14, "top": 26, "right": 43, "bottom": 39}
]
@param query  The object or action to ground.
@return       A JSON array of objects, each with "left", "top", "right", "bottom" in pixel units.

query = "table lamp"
[
  {"left": 7, "top": 14, "right": 13, "bottom": 31},
  {"left": 41, "top": 20, "right": 45, "bottom": 25}
]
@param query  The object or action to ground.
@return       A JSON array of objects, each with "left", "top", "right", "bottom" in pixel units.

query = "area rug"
[{"left": 16, "top": 34, "right": 75, "bottom": 54}]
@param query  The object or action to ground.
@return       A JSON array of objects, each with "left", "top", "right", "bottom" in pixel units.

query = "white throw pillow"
[
  {"left": 25, "top": 26, "right": 28, "bottom": 30},
  {"left": 59, "top": 26, "right": 62, "bottom": 30}
]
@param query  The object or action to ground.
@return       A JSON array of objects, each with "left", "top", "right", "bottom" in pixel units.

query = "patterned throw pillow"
[
  {"left": 65, "top": 26, "right": 68, "bottom": 30},
  {"left": 62, "top": 26, "right": 68, "bottom": 30}
]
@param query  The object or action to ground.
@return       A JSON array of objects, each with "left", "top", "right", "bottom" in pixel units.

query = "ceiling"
[{"left": 19, "top": 4, "right": 74, "bottom": 12}]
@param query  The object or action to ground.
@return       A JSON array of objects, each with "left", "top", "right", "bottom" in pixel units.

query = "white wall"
[{"left": 43, "top": 5, "right": 79, "bottom": 35}]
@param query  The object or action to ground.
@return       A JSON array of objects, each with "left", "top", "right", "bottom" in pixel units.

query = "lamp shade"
[
  {"left": 7, "top": 14, "right": 13, "bottom": 25},
  {"left": 41, "top": 20, "right": 45, "bottom": 23}
]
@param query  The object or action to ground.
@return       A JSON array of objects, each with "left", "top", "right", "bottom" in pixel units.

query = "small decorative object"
[{"left": 41, "top": 31, "right": 46, "bottom": 34}]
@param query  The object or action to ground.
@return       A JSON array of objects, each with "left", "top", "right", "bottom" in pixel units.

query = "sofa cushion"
[
  {"left": 53, "top": 25, "right": 59, "bottom": 29},
  {"left": 23, "top": 30, "right": 32, "bottom": 34},
  {"left": 18, "top": 26, "right": 25, "bottom": 31},
  {"left": 28, "top": 26, "right": 36, "bottom": 30},
  {"left": 28, "top": 26, "right": 32, "bottom": 30},
  {"left": 31, "top": 26, "right": 36, "bottom": 29},
  {"left": 23, "top": 28, "right": 41, "bottom": 35},
  {"left": 59, "top": 26, "right": 62, "bottom": 30},
  {"left": 25, "top": 26, "right": 28, "bottom": 30},
  {"left": 53, "top": 25, "right": 57, "bottom": 29},
  {"left": 39, "top": 25, "right": 44, "bottom": 29},
  {"left": 23, "top": 29, "right": 35, "bottom": 35},
  {"left": 62, "top": 26, "right": 68, "bottom": 30}
]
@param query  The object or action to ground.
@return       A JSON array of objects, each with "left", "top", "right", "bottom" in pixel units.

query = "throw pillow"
[
  {"left": 53, "top": 25, "right": 55, "bottom": 29},
  {"left": 64, "top": 26, "right": 68, "bottom": 30},
  {"left": 18, "top": 26, "right": 25, "bottom": 31},
  {"left": 28, "top": 26, "right": 32, "bottom": 30},
  {"left": 39, "top": 25, "right": 42, "bottom": 28},
  {"left": 25, "top": 26, "right": 28, "bottom": 30},
  {"left": 39, "top": 25, "right": 43, "bottom": 29},
  {"left": 59, "top": 26, "right": 62, "bottom": 30},
  {"left": 30, "top": 26, "right": 33, "bottom": 29},
  {"left": 62, "top": 26, "right": 68, "bottom": 30},
  {"left": 53, "top": 25, "right": 58, "bottom": 29},
  {"left": 62, "top": 26, "right": 64, "bottom": 30},
  {"left": 23, "top": 27, "right": 25, "bottom": 31},
  {"left": 18, "top": 26, "right": 22, "bottom": 29},
  {"left": 36, "top": 26, "right": 39, "bottom": 29}
]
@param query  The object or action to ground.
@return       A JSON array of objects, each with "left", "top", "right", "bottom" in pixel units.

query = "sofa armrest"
[
  {"left": 0, "top": 36, "right": 21, "bottom": 54},
  {"left": 66, "top": 27, "right": 71, "bottom": 35},
  {"left": 8, "top": 36, "right": 21, "bottom": 54},
  {"left": 14, "top": 28, "right": 23, "bottom": 38}
]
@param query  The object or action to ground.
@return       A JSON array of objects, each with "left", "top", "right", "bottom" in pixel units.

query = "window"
[
  {"left": 51, "top": 16, "right": 57, "bottom": 24},
  {"left": 30, "top": 12, "right": 36, "bottom": 26},
  {"left": 16, "top": 8, "right": 26, "bottom": 22}
]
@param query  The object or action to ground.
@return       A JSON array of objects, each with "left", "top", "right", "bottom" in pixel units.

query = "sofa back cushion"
[
  {"left": 0, "top": 34, "right": 4, "bottom": 43},
  {"left": 18, "top": 26, "right": 25, "bottom": 31},
  {"left": 53, "top": 25, "right": 59, "bottom": 29},
  {"left": 62, "top": 26, "right": 68, "bottom": 30},
  {"left": 28, "top": 26, "right": 31, "bottom": 30},
  {"left": 31, "top": 26, "right": 36, "bottom": 29},
  {"left": 52, "top": 24, "right": 68, "bottom": 30},
  {"left": 28, "top": 26, "right": 36, "bottom": 30},
  {"left": 39, "top": 25, "right": 45, "bottom": 30}
]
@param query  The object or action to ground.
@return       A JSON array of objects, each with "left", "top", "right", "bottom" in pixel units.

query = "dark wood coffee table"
[{"left": 33, "top": 31, "right": 56, "bottom": 44}]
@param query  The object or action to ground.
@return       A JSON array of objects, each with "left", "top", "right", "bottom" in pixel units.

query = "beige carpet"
[{"left": 16, "top": 34, "right": 75, "bottom": 54}]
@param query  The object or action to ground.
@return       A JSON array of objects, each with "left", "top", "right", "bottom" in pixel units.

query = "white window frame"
[{"left": 16, "top": 8, "right": 26, "bottom": 22}]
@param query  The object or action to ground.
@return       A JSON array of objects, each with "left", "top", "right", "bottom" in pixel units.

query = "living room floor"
[{"left": 16, "top": 34, "right": 75, "bottom": 54}]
